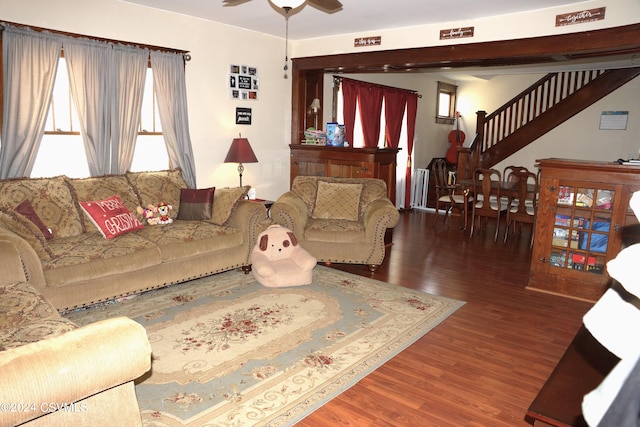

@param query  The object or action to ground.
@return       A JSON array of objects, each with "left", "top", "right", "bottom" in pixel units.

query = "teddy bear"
[
  {"left": 154, "top": 202, "right": 173, "bottom": 224},
  {"left": 136, "top": 205, "right": 160, "bottom": 225},
  {"left": 250, "top": 224, "right": 316, "bottom": 287},
  {"left": 136, "top": 202, "right": 173, "bottom": 225}
]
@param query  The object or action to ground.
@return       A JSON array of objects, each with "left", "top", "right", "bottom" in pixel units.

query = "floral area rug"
[{"left": 64, "top": 265, "right": 464, "bottom": 426}]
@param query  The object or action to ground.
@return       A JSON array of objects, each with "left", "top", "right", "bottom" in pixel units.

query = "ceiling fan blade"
[
  {"left": 222, "top": 0, "right": 252, "bottom": 6},
  {"left": 308, "top": 0, "right": 342, "bottom": 13}
]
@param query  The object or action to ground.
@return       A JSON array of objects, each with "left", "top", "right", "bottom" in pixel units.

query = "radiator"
[{"left": 411, "top": 168, "right": 429, "bottom": 210}]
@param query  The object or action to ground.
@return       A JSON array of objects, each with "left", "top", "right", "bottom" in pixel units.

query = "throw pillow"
[
  {"left": 79, "top": 195, "right": 144, "bottom": 240},
  {"left": 211, "top": 186, "right": 250, "bottom": 225},
  {"left": 312, "top": 181, "right": 363, "bottom": 221},
  {"left": 0, "top": 175, "right": 84, "bottom": 238},
  {"left": 15, "top": 199, "right": 54, "bottom": 240},
  {"left": 177, "top": 187, "right": 215, "bottom": 220},
  {"left": 0, "top": 210, "right": 53, "bottom": 259}
]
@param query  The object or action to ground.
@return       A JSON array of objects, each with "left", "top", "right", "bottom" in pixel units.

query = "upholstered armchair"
[{"left": 270, "top": 176, "right": 400, "bottom": 272}]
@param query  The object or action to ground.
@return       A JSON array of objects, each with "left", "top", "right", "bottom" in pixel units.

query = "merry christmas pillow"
[{"left": 80, "top": 195, "right": 144, "bottom": 240}]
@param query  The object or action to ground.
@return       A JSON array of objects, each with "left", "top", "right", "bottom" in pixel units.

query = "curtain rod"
[
  {"left": 333, "top": 75, "right": 421, "bottom": 98},
  {"left": 0, "top": 21, "right": 191, "bottom": 61}
]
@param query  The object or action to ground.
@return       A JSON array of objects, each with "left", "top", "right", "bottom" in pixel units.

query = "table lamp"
[{"left": 224, "top": 134, "right": 258, "bottom": 187}]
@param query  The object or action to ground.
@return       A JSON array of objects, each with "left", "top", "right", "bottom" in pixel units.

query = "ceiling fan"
[{"left": 222, "top": 0, "right": 343, "bottom": 14}]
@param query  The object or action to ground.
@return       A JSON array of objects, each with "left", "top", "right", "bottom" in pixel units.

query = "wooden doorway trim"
[{"left": 290, "top": 23, "right": 640, "bottom": 145}]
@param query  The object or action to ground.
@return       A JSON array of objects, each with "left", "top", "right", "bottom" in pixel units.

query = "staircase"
[{"left": 457, "top": 67, "right": 640, "bottom": 179}]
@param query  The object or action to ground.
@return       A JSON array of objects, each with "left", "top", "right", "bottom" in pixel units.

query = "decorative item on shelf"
[
  {"left": 325, "top": 122, "right": 345, "bottom": 146},
  {"left": 303, "top": 128, "right": 326, "bottom": 145},
  {"left": 307, "top": 98, "right": 321, "bottom": 129},
  {"left": 224, "top": 134, "right": 258, "bottom": 187}
]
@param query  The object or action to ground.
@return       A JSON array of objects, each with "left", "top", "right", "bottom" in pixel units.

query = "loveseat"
[
  {"left": 269, "top": 176, "right": 400, "bottom": 271},
  {"left": 0, "top": 239, "right": 152, "bottom": 427},
  {"left": 0, "top": 169, "right": 268, "bottom": 311}
]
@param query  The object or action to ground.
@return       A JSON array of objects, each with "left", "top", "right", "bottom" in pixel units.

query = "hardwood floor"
[{"left": 298, "top": 209, "right": 593, "bottom": 427}]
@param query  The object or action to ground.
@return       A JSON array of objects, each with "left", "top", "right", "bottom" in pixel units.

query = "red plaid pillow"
[{"left": 79, "top": 195, "right": 144, "bottom": 240}]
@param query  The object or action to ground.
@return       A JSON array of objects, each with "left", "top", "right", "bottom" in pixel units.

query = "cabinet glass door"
[{"left": 549, "top": 185, "right": 613, "bottom": 275}]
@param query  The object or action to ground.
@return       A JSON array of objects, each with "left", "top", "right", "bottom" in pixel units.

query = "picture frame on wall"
[
  {"left": 229, "top": 64, "right": 259, "bottom": 100},
  {"left": 236, "top": 107, "right": 252, "bottom": 125}
]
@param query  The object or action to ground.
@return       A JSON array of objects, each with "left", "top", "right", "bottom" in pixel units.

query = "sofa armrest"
[
  {"left": 0, "top": 317, "right": 151, "bottom": 426},
  {"left": 0, "top": 240, "right": 27, "bottom": 285},
  {"left": 269, "top": 192, "right": 310, "bottom": 237},
  {"left": 362, "top": 198, "right": 400, "bottom": 237},
  {"left": 225, "top": 200, "right": 270, "bottom": 261},
  {"left": 0, "top": 228, "right": 46, "bottom": 289}
]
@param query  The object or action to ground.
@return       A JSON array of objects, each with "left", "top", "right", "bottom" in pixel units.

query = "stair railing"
[{"left": 460, "top": 69, "right": 608, "bottom": 176}]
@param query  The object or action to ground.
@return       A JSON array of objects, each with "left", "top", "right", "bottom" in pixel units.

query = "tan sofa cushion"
[
  {"left": 0, "top": 281, "right": 77, "bottom": 350},
  {"left": 291, "top": 176, "right": 388, "bottom": 219},
  {"left": 312, "top": 181, "right": 363, "bottom": 221},
  {"left": 68, "top": 174, "right": 141, "bottom": 216},
  {"left": 0, "top": 176, "right": 84, "bottom": 238},
  {"left": 0, "top": 211, "right": 52, "bottom": 259},
  {"left": 211, "top": 186, "right": 250, "bottom": 226},
  {"left": 126, "top": 169, "right": 188, "bottom": 219},
  {"left": 42, "top": 232, "right": 161, "bottom": 287},
  {"left": 291, "top": 176, "right": 329, "bottom": 215},
  {"left": 134, "top": 221, "right": 242, "bottom": 261}
]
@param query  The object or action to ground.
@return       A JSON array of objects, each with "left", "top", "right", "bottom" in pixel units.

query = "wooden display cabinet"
[
  {"left": 528, "top": 158, "right": 640, "bottom": 302},
  {"left": 289, "top": 144, "right": 400, "bottom": 203}
]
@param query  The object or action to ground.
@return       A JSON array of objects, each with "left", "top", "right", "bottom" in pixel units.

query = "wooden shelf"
[
  {"left": 528, "top": 158, "right": 640, "bottom": 301},
  {"left": 289, "top": 144, "right": 400, "bottom": 202}
]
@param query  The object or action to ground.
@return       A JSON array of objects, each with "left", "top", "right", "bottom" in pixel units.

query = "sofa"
[
  {"left": 0, "top": 169, "right": 268, "bottom": 311},
  {"left": 269, "top": 176, "right": 400, "bottom": 271},
  {"left": 0, "top": 239, "right": 152, "bottom": 427}
]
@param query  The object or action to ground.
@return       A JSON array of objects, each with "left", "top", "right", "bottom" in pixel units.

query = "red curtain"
[
  {"left": 339, "top": 77, "right": 419, "bottom": 207},
  {"left": 384, "top": 89, "right": 407, "bottom": 148},
  {"left": 357, "top": 83, "right": 384, "bottom": 148},
  {"left": 341, "top": 78, "right": 358, "bottom": 146},
  {"left": 404, "top": 92, "right": 418, "bottom": 208}
]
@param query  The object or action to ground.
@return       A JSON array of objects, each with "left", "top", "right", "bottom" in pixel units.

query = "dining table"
[{"left": 457, "top": 178, "right": 537, "bottom": 231}]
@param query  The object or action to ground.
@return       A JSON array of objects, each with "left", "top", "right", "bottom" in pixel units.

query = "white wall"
[{"left": 1, "top": 0, "right": 292, "bottom": 200}]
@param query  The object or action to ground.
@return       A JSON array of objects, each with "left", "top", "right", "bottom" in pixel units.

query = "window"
[
  {"left": 31, "top": 57, "right": 168, "bottom": 178},
  {"left": 335, "top": 83, "right": 411, "bottom": 208},
  {"left": 130, "top": 68, "right": 168, "bottom": 172},
  {"left": 435, "top": 81, "right": 457, "bottom": 125}
]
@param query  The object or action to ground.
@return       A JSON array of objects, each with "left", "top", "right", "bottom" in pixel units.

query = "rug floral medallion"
[{"left": 65, "top": 266, "right": 464, "bottom": 426}]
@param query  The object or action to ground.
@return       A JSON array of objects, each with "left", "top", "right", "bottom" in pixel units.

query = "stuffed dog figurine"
[{"left": 251, "top": 224, "right": 316, "bottom": 287}]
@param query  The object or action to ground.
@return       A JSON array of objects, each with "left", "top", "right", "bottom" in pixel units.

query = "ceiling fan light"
[{"left": 270, "top": 0, "right": 305, "bottom": 9}]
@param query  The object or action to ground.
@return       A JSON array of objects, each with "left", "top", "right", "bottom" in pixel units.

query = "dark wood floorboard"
[{"left": 297, "top": 209, "right": 593, "bottom": 427}]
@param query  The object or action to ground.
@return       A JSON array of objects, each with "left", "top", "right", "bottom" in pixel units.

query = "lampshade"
[
  {"left": 224, "top": 137, "right": 258, "bottom": 164},
  {"left": 309, "top": 98, "right": 321, "bottom": 113},
  {"left": 225, "top": 136, "right": 258, "bottom": 188},
  {"left": 270, "top": 0, "right": 305, "bottom": 9}
]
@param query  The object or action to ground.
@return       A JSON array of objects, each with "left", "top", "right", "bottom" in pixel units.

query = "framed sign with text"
[{"left": 236, "top": 107, "right": 252, "bottom": 125}]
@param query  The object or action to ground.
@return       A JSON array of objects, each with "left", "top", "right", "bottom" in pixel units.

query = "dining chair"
[
  {"left": 432, "top": 158, "right": 471, "bottom": 229},
  {"left": 470, "top": 168, "right": 507, "bottom": 242},
  {"left": 503, "top": 165, "right": 528, "bottom": 183},
  {"left": 504, "top": 168, "right": 538, "bottom": 246},
  {"left": 502, "top": 165, "right": 530, "bottom": 212}
]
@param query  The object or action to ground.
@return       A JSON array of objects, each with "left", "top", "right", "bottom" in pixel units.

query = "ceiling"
[{"left": 121, "top": 0, "right": 589, "bottom": 40}]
